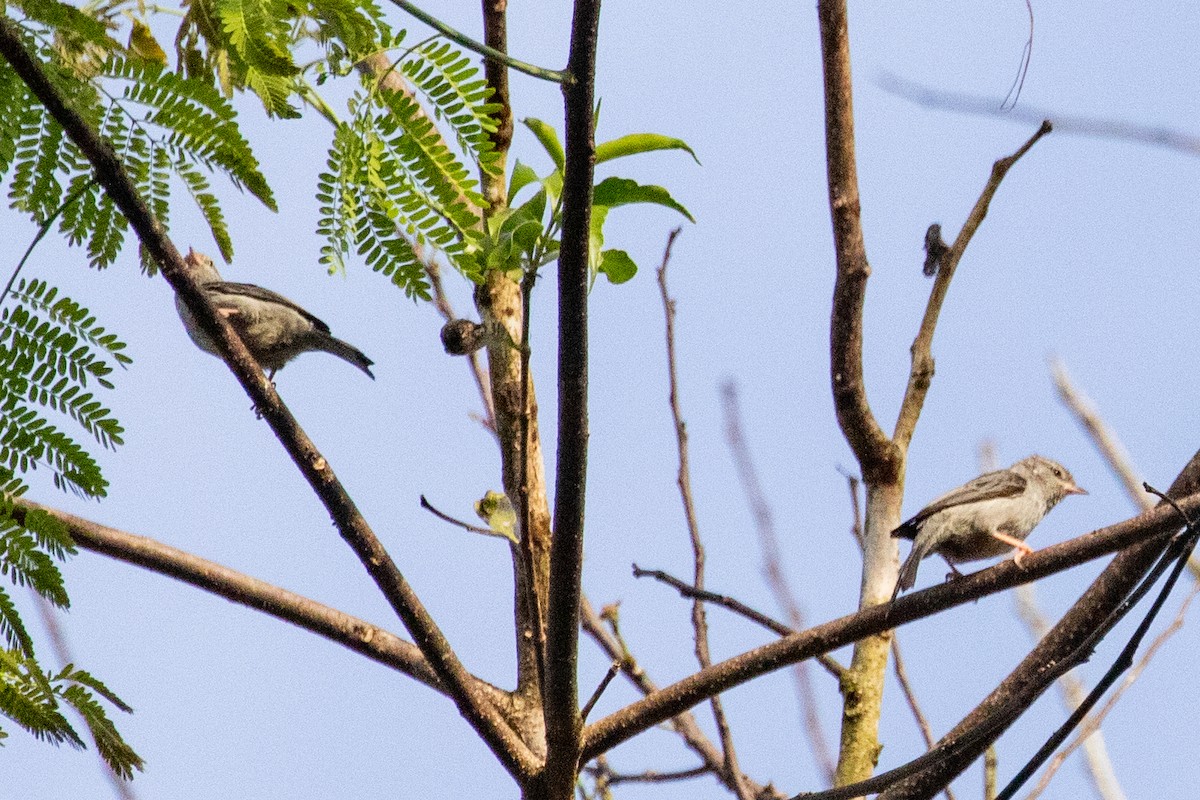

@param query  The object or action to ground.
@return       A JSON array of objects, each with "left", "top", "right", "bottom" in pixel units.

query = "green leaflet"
[
  {"left": 595, "top": 132, "right": 700, "bottom": 165},
  {"left": 593, "top": 176, "right": 695, "bottom": 223}
]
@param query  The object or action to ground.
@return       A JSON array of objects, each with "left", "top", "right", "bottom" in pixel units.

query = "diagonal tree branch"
[
  {"left": 892, "top": 122, "right": 1052, "bottom": 450},
  {"left": 11, "top": 498, "right": 468, "bottom": 694},
  {"left": 0, "top": 17, "right": 537, "bottom": 781},
  {"left": 581, "top": 490, "right": 1200, "bottom": 761}
]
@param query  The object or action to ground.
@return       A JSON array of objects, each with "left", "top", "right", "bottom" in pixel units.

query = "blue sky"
[{"left": 5, "top": 2, "right": 1200, "bottom": 798}]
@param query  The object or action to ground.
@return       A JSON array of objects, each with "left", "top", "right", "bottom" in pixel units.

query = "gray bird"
[
  {"left": 892, "top": 455, "right": 1086, "bottom": 598},
  {"left": 175, "top": 249, "right": 374, "bottom": 380}
]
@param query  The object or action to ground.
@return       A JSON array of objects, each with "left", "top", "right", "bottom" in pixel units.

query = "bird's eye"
[{"left": 1053, "top": 467, "right": 1063, "bottom": 478}]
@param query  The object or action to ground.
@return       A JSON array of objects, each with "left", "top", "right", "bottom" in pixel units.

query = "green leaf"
[
  {"left": 521, "top": 118, "right": 564, "bottom": 171},
  {"left": 597, "top": 249, "right": 637, "bottom": 284},
  {"left": 215, "top": 0, "right": 299, "bottom": 77},
  {"left": 588, "top": 204, "right": 608, "bottom": 282},
  {"left": 595, "top": 133, "right": 700, "bottom": 165},
  {"left": 593, "top": 177, "right": 695, "bottom": 222},
  {"left": 507, "top": 160, "right": 540, "bottom": 205}
]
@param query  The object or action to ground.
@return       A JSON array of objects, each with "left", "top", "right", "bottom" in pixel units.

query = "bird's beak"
[{"left": 1066, "top": 483, "right": 1088, "bottom": 496}]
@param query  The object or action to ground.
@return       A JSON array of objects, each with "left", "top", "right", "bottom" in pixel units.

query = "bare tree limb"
[
  {"left": 893, "top": 121, "right": 1052, "bottom": 450},
  {"left": 578, "top": 599, "right": 780, "bottom": 799},
  {"left": 542, "top": 0, "right": 602, "bottom": 794},
  {"left": 820, "top": 0, "right": 898, "bottom": 482},
  {"left": 0, "top": 20, "right": 536, "bottom": 780},
  {"left": 12, "top": 498, "right": 507, "bottom": 699},
  {"left": 658, "top": 233, "right": 751, "bottom": 800},
  {"left": 582, "top": 490, "right": 1200, "bottom": 761}
]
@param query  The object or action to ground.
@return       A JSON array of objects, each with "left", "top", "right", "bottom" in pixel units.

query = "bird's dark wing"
[
  {"left": 892, "top": 468, "right": 1027, "bottom": 540},
  {"left": 204, "top": 281, "right": 332, "bottom": 333}
]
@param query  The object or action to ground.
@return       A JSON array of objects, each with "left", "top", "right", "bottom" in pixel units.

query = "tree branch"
[
  {"left": 382, "top": 0, "right": 570, "bottom": 84},
  {"left": 541, "top": 0, "right": 601, "bottom": 795},
  {"left": 0, "top": 18, "right": 537, "bottom": 781},
  {"left": 892, "top": 122, "right": 1052, "bottom": 450},
  {"left": 581, "top": 491, "right": 1200, "bottom": 761},
  {"left": 658, "top": 233, "right": 752, "bottom": 800},
  {"left": 820, "top": 0, "right": 898, "bottom": 483},
  {"left": 12, "top": 499, "right": 453, "bottom": 691},
  {"left": 579, "top": 599, "right": 780, "bottom": 799}
]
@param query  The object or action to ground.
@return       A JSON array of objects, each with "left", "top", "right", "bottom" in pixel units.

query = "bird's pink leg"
[{"left": 991, "top": 531, "right": 1034, "bottom": 567}]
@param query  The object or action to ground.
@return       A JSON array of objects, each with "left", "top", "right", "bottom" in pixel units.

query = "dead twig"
[{"left": 657, "top": 236, "right": 751, "bottom": 800}]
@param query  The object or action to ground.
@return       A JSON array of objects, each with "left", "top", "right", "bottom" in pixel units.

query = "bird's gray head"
[
  {"left": 1013, "top": 455, "right": 1087, "bottom": 506},
  {"left": 183, "top": 248, "right": 223, "bottom": 284}
]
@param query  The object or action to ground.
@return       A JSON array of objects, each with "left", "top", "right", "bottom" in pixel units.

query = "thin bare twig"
[
  {"left": 999, "top": 0, "right": 1034, "bottom": 111},
  {"left": 658, "top": 231, "right": 750, "bottom": 800},
  {"left": 584, "top": 762, "right": 711, "bottom": 786},
  {"left": 839, "top": 468, "right": 864, "bottom": 547},
  {"left": 721, "top": 382, "right": 839, "bottom": 782},
  {"left": 1051, "top": 360, "right": 1200, "bottom": 584},
  {"left": 581, "top": 661, "right": 622, "bottom": 722},
  {"left": 1051, "top": 360, "right": 1150, "bottom": 511},
  {"left": 632, "top": 565, "right": 787, "bottom": 633},
  {"left": 578, "top": 599, "right": 780, "bottom": 799},
  {"left": 893, "top": 121, "right": 1052, "bottom": 450},
  {"left": 419, "top": 495, "right": 496, "bottom": 536},
  {"left": 632, "top": 563, "right": 846, "bottom": 677}
]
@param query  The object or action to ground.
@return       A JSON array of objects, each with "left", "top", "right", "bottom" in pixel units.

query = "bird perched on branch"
[
  {"left": 175, "top": 249, "right": 374, "bottom": 380},
  {"left": 892, "top": 455, "right": 1086, "bottom": 598}
]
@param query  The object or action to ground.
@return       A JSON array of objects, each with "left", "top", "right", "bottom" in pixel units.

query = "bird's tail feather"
[
  {"left": 318, "top": 335, "right": 375, "bottom": 379},
  {"left": 892, "top": 540, "right": 930, "bottom": 601}
]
